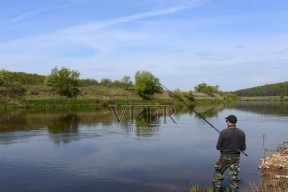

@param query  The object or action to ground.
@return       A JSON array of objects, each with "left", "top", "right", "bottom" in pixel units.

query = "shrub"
[
  {"left": 194, "top": 83, "right": 219, "bottom": 96},
  {"left": 0, "top": 70, "right": 11, "bottom": 86},
  {"left": 45, "top": 67, "right": 80, "bottom": 98},
  {"left": 135, "top": 71, "right": 162, "bottom": 99}
]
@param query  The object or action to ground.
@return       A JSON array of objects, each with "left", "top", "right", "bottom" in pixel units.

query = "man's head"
[{"left": 225, "top": 115, "right": 237, "bottom": 124}]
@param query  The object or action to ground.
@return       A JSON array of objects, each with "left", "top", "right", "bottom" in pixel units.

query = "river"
[{"left": 0, "top": 101, "right": 287, "bottom": 192}]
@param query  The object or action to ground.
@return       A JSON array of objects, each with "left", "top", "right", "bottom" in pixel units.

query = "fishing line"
[{"left": 158, "top": 81, "right": 248, "bottom": 157}]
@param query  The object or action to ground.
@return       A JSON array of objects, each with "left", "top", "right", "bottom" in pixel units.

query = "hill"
[
  {"left": 233, "top": 81, "right": 288, "bottom": 97},
  {"left": 0, "top": 70, "right": 236, "bottom": 108}
]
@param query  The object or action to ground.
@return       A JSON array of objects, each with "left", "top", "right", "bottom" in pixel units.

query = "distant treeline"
[
  {"left": 234, "top": 81, "right": 288, "bottom": 97},
  {"left": 1, "top": 70, "right": 132, "bottom": 88}
]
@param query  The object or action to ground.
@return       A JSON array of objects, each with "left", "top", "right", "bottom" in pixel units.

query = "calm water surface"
[{"left": 0, "top": 102, "right": 288, "bottom": 192}]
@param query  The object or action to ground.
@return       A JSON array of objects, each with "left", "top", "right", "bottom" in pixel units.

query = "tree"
[
  {"left": 45, "top": 67, "right": 80, "bottom": 97},
  {"left": 0, "top": 70, "right": 11, "bottom": 86},
  {"left": 121, "top": 75, "right": 132, "bottom": 84},
  {"left": 78, "top": 79, "right": 98, "bottom": 87},
  {"left": 234, "top": 81, "right": 288, "bottom": 97},
  {"left": 194, "top": 83, "right": 219, "bottom": 96},
  {"left": 100, "top": 79, "right": 112, "bottom": 87},
  {"left": 121, "top": 75, "right": 133, "bottom": 89},
  {"left": 135, "top": 71, "right": 161, "bottom": 98}
]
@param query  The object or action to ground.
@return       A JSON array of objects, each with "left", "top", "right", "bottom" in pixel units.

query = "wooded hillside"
[{"left": 234, "top": 81, "right": 288, "bottom": 97}]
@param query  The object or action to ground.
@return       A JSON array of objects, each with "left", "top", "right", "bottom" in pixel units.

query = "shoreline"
[
  {"left": 0, "top": 97, "right": 228, "bottom": 110},
  {"left": 238, "top": 96, "right": 288, "bottom": 101},
  {"left": 258, "top": 149, "right": 288, "bottom": 191}
]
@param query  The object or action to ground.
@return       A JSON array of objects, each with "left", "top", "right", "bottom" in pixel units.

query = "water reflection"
[
  {"left": 235, "top": 101, "right": 288, "bottom": 115},
  {"left": 109, "top": 105, "right": 177, "bottom": 137},
  {"left": 133, "top": 106, "right": 160, "bottom": 137},
  {"left": 0, "top": 111, "right": 28, "bottom": 132},
  {"left": 0, "top": 102, "right": 288, "bottom": 192},
  {"left": 48, "top": 114, "right": 79, "bottom": 134},
  {"left": 0, "top": 109, "right": 114, "bottom": 133},
  {"left": 0, "top": 101, "right": 287, "bottom": 143},
  {"left": 193, "top": 104, "right": 226, "bottom": 118},
  {"left": 0, "top": 109, "right": 116, "bottom": 144},
  {"left": 47, "top": 114, "right": 80, "bottom": 144}
]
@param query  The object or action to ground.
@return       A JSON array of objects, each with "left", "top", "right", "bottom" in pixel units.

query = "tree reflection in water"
[
  {"left": 132, "top": 106, "right": 161, "bottom": 137},
  {"left": 47, "top": 114, "right": 80, "bottom": 144}
]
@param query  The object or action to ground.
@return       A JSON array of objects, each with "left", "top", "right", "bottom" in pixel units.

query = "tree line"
[
  {"left": 0, "top": 69, "right": 132, "bottom": 88},
  {"left": 234, "top": 82, "right": 288, "bottom": 97},
  {"left": 0, "top": 67, "right": 228, "bottom": 100}
]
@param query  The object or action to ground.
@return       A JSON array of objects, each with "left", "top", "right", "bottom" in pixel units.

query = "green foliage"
[
  {"left": 0, "top": 70, "right": 11, "bottom": 86},
  {"left": 121, "top": 75, "right": 131, "bottom": 85},
  {"left": 1, "top": 70, "right": 46, "bottom": 86},
  {"left": 169, "top": 89, "right": 184, "bottom": 102},
  {"left": 0, "top": 84, "right": 26, "bottom": 100},
  {"left": 121, "top": 75, "right": 133, "bottom": 90},
  {"left": 135, "top": 70, "right": 162, "bottom": 98},
  {"left": 97, "top": 76, "right": 133, "bottom": 89},
  {"left": 45, "top": 67, "right": 80, "bottom": 97},
  {"left": 0, "top": 70, "right": 27, "bottom": 100},
  {"left": 183, "top": 90, "right": 195, "bottom": 102},
  {"left": 194, "top": 83, "right": 219, "bottom": 96},
  {"left": 99, "top": 79, "right": 113, "bottom": 87},
  {"left": 78, "top": 79, "right": 98, "bottom": 87},
  {"left": 223, "top": 92, "right": 238, "bottom": 101},
  {"left": 234, "top": 81, "right": 288, "bottom": 97},
  {"left": 10, "top": 72, "right": 45, "bottom": 85},
  {"left": 277, "top": 141, "right": 288, "bottom": 152},
  {"left": 168, "top": 89, "right": 195, "bottom": 107}
]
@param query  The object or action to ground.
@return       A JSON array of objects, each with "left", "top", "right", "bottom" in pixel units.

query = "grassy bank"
[{"left": 0, "top": 85, "right": 229, "bottom": 109}]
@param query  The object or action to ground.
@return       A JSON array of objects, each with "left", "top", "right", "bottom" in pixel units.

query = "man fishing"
[
  {"left": 154, "top": 80, "right": 248, "bottom": 191},
  {"left": 212, "top": 115, "right": 246, "bottom": 192}
]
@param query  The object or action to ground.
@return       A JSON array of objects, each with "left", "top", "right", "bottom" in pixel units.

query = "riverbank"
[
  {"left": 239, "top": 96, "right": 288, "bottom": 101},
  {"left": 258, "top": 148, "right": 288, "bottom": 191},
  {"left": 187, "top": 147, "right": 288, "bottom": 192},
  {"left": 0, "top": 85, "right": 229, "bottom": 109}
]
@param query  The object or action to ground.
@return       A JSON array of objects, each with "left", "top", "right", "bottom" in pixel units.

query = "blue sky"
[{"left": 0, "top": 0, "right": 287, "bottom": 91}]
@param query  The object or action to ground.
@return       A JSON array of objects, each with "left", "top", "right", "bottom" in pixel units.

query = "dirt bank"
[{"left": 258, "top": 149, "right": 288, "bottom": 191}]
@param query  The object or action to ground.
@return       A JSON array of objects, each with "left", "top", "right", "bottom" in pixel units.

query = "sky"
[{"left": 0, "top": 0, "right": 287, "bottom": 91}]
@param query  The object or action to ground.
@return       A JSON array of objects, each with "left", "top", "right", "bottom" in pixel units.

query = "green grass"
[
  {"left": 0, "top": 85, "right": 235, "bottom": 110},
  {"left": 0, "top": 100, "right": 8, "bottom": 105}
]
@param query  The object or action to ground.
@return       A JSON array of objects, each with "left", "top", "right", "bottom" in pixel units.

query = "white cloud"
[
  {"left": 6, "top": 1, "right": 82, "bottom": 23},
  {"left": 0, "top": 0, "right": 210, "bottom": 56},
  {"left": 0, "top": 0, "right": 287, "bottom": 91},
  {"left": 8, "top": 8, "right": 50, "bottom": 23},
  {"left": 60, "top": 0, "right": 210, "bottom": 34}
]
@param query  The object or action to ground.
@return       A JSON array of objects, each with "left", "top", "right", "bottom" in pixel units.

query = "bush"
[
  {"left": 45, "top": 67, "right": 80, "bottom": 98},
  {"left": 183, "top": 90, "right": 195, "bottom": 102},
  {"left": 135, "top": 71, "right": 162, "bottom": 99},
  {"left": 169, "top": 89, "right": 184, "bottom": 102},
  {"left": 223, "top": 93, "right": 238, "bottom": 101},
  {"left": 194, "top": 83, "right": 219, "bottom": 96},
  {"left": 0, "top": 70, "right": 11, "bottom": 86}
]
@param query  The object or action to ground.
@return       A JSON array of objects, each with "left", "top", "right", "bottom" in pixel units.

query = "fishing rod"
[{"left": 158, "top": 82, "right": 248, "bottom": 157}]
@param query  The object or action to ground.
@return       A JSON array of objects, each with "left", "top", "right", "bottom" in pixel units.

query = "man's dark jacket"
[{"left": 216, "top": 125, "right": 246, "bottom": 154}]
